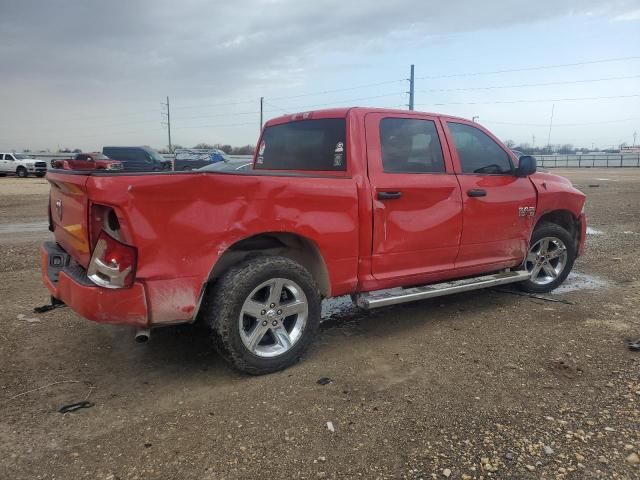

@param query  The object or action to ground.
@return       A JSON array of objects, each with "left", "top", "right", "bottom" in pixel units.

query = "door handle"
[
  {"left": 467, "top": 189, "right": 487, "bottom": 197},
  {"left": 378, "top": 191, "right": 402, "bottom": 200}
]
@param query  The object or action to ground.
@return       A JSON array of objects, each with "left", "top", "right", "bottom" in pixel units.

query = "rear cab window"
[{"left": 255, "top": 118, "right": 346, "bottom": 172}]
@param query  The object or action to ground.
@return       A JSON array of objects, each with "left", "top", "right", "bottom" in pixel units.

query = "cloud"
[
  {"left": 1, "top": 0, "right": 639, "bottom": 150},
  {"left": 2, "top": 0, "right": 638, "bottom": 101},
  {"left": 614, "top": 8, "right": 640, "bottom": 20}
]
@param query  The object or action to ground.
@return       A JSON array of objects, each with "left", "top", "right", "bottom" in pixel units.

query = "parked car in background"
[
  {"left": 102, "top": 146, "right": 170, "bottom": 172},
  {"left": 41, "top": 107, "right": 586, "bottom": 375},
  {"left": 197, "top": 158, "right": 253, "bottom": 172},
  {"left": 174, "top": 148, "right": 229, "bottom": 170},
  {"left": 0, "top": 152, "right": 47, "bottom": 177},
  {"left": 51, "top": 152, "right": 123, "bottom": 171}
]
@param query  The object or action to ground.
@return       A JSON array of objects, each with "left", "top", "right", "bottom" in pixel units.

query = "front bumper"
[
  {"left": 578, "top": 213, "right": 587, "bottom": 257},
  {"left": 40, "top": 242, "right": 148, "bottom": 327}
]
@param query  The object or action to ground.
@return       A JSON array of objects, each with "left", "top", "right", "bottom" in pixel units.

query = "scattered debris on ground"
[{"left": 1, "top": 170, "right": 639, "bottom": 478}]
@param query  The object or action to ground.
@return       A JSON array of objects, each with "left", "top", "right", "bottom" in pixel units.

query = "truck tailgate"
[{"left": 47, "top": 172, "right": 92, "bottom": 267}]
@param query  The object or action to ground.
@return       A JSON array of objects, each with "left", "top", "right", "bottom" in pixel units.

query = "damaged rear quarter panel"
[{"left": 86, "top": 172, "right": 360, "bottom": 324}]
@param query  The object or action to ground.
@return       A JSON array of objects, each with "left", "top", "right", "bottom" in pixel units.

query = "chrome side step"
[{"left": 355, "top": 270, "right": 530, "bottom": 310}]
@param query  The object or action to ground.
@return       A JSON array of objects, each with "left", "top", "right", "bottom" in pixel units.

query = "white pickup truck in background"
[{"left": 0, "top": 153, "right": 47, "bottom": 178}]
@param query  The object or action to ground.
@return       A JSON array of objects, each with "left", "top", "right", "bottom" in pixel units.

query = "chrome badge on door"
[
  {"left": 518, "top": 206, "right": 535, "bottom": 217},
  {"left": 55, "top": 199, "right": 63, "bottom": 220}
]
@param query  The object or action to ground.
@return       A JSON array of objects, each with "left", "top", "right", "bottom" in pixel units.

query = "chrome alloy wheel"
[
  {"left": 525, "top": 237, "right": 568, "bottom": 286},
  {"left": 239, "top": 278, "right": 308, "bottom": 358}
]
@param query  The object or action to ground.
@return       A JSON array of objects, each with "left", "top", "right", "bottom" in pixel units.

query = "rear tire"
[
  {"left": 16, "top": 167, "right": 28, "bottom": 178},
  {"left": 519, "top": 222, "right": 576, "bottom": 293},
  {"left": 202, "top": 256, "right": 321, "bottom": 375}
]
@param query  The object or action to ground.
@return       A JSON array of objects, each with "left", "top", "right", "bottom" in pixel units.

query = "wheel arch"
[
  {"left": 533, "top": 209, "right": 581, "bottom": 249},
  {"left": 206, "top": 232, "right": 331, "bottom": 299}
]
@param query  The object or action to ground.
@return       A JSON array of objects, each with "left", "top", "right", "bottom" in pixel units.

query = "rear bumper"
[{"left": 40, "top": 242, "right": 149, "bottom": 327}]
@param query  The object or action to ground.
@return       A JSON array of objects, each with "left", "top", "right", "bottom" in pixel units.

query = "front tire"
[
  {"left": 203, "top": 256, "right": 321, "bottom": 375},
  {"left": 519, "top": 222, "right": 576, "bottom": 293},
  {"left": 16, "top": 167, "right": 28, "bottom": 178}
]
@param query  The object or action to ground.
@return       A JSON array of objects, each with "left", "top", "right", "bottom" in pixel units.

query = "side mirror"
[{"left": 516, "top": 155, "right": 537, "bottom": 177}]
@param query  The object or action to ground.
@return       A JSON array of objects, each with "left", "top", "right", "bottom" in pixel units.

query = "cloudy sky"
[{"left": 1, "top": 0, "right": 639, "bottom": 152}]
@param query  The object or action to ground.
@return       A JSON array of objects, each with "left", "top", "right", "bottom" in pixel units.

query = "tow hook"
[{"left": 135, "top": 328, "right": 151, "bottom": 343}]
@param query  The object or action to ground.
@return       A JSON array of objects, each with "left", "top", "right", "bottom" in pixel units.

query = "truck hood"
[
  {"left": 529, "top": 170, "right": 586, "bottom": 216},
  {"left": 530, "top": 170, "right": 573, "bottom": 188}
]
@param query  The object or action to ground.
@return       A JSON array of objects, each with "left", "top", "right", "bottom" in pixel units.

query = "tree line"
[
  {"left": 503, "top": 140, "right": 629, "bottom": 155},
  {"left": 158, "top": 143, "right": 256, "bottom": 155}
]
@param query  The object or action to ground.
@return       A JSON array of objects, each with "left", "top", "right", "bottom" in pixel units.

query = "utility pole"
[
  {"left": 408, "top": 64, "right": 415, "bottom": 111},
  {"left": 633, "top": 130, "right": 637, "bottom": 147},
  {"left": 161, "top": 96, "right": 172, "bottom": 159},
  {"left": 546, "top": 103, "right": 555, "bottom": 152},
  {"left": 532, "top": 135, "right": 536, "bottom": 148},
  {"left": 260, "top": 97, "right": 264, "bottom": 131}
]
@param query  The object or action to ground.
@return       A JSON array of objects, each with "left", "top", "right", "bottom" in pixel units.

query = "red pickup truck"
[
  {"left": 41, "top": 108, "right": 586, "bottom": 374},
  {"left": 51, "top": 152, "right": 123, "bottom": 171}
]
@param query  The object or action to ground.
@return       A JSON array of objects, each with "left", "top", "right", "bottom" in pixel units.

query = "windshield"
[
  {"left": 14, "top": 154, "right": 29, "bottom": 160},
  {"left": 144, "top": 148, "right": 166, "bottom": 162}
]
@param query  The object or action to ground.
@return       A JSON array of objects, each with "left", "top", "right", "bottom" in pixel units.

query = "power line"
[
  {"left": 170, "top": 99, "right": 410, "bottom": 131},
  {"left": 172, "top": 91, "right": 406, "bottom": 121},
  {"left": 10, "top": 127, "right": 165, "bottom": 140},
  {"left": 17, "top": 110, "right": 159, "bottom": 126},
  {"left": 172, "top": 55, "right": 640, "bottom": 109},
  {"left": 172, "top": 121, "right": 257, "bottom": 130},
  {"left": 174, "top": 99, "right": 258, "bottom": 110},
  {"left": 415, "top": 55, "right": 640, "bottom": 80},
  {"left": 415, "top": 93, "right": 640, "bottom": 107},
  {"left": 173, "top": 66, "right": 640, "bottom": 118},
  {"left": 173, "top": 110, "right": 259, "bottom": 121},
  {"left": 266, "top": 92, "right": 407, "bottom": 112},
  {"left": 262, "top": 98, "right": 288, "bottom": 113},
  {"left": 262, "top": 79, "right": 406, "bottom": 101},
  {"left": 173, "top": 78, "right": 406, "bottom": 110},
  {"left": 415, "top": 74, "right": 640, "bottom": 94},
  {"left": 481, "top": 117, "right": 640, "bottom": 127}
]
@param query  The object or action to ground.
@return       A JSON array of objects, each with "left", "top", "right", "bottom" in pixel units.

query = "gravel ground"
[{"left": 0, "top": 170, "right": 639, "bottom": 479}]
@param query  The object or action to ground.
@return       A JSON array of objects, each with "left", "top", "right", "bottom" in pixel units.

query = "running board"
[{"left": 355, "top": 270, "right": 530, "bottom": 309}]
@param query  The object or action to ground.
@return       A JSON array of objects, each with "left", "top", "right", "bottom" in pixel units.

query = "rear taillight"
[{"left": 87, "top": 230, "right": 137, "bottom": 288}]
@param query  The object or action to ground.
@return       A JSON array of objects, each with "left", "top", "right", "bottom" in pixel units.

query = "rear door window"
[
  {"left": 380, "top": 118, "right": 445, "bottom": 173},
  {"left": 256, "top": 118, "right": 346, "bottom": 171},
  {"left": 447, "top": 122, "right": 512, "bottom": 174}
]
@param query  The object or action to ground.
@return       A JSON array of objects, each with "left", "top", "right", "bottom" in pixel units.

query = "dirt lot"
[{"left": 1, "top": 170, "right": 639, "bottom": 479}]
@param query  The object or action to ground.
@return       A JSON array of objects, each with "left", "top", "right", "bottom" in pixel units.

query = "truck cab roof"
[{"left": 265, "top": 107, "right": 469, "bottom": 126}]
